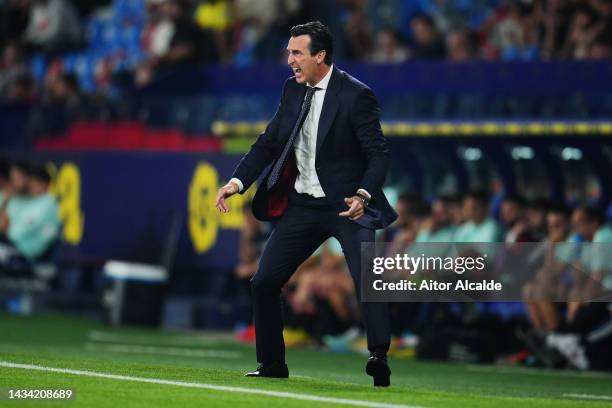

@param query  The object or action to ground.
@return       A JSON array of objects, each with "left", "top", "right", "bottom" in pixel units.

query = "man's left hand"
[{"left": 339, "top": 196, "right": 364, "bottom": 220}]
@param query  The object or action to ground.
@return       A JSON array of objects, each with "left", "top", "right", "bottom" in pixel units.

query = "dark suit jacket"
[{"left": 231, "top": 66, "right": 398, "bottom": 230}]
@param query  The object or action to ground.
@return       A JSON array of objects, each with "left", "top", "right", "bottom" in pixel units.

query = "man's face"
[
  {"left": 500, "top": 201, "right": 521, "bottom": 226},
  {"left": 462, "top": 197, "right": 478, "bottom": 222},
  {"left": 28, "top": 178, "right": 48, "bottom": 196},
  {"left": 10, "top": 166, "right": 29, "bottom": 195},
  {"left": 447, "top": 33, "right": 471, "bottom": 61},
  {"left": 287, "top": 35, "right": 324, "bottom": 85},
  {"left": 571, "top": 209, "right": 598, "bottom": 241},
  {"left": 547, "top": 212, "right": 568, "bottom": 242},
  {"left": 160, "top": 0, "right": 181, "bottom": 20},
  {"left": 526, "top": 207, "right": 545, "bottom": 231},
  {"left": 411, "top": 18, "right": 434, "bottom": 46},
  {"left": 431, "top": 200, "right": 450, "bottom": 226}
]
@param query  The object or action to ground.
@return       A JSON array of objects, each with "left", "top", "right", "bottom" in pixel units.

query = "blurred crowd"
[
  {"left": 235, "top": 189, "right": 612, "bottom": 370},
  {"left": 0, "top": 156, "right": 60, "bottom": 276},
  {"left": 1, "top": 0, "right": 612, "bottom": 102}
]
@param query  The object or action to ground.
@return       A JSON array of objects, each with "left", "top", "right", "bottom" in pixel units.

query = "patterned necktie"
[{"left": 266, "top": 86, "right": 318, "bottom": 190}]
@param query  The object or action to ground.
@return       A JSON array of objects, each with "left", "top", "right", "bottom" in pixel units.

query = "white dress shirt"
[
  {"left": 231, "top": 64, "right": 371, "bottom": 201},
  {"left": 292, "top": 64, "right": 333, "bottom": 197}
]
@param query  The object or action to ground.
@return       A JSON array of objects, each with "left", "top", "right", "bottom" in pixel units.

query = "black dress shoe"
[
  {"left": 365, "top": 355, "right": 391, "bottom": 387},
  {"left": 245, "top": 362, "right": 289, "bottom": 378}
]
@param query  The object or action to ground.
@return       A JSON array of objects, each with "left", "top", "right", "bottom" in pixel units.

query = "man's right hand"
[{"left": 215, "top": 182, "right": 240, "bottom": 213}]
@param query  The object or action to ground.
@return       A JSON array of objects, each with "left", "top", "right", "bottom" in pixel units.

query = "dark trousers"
[{"left": 250, "top": 191, "right": 390, "bottom": 364}]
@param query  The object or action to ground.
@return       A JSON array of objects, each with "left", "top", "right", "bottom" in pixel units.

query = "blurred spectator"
[
  {"left": 135, "top": 0, "right": 219, "bottom": 86},
  {"left": 23, "top": 0, "right": 83, "bottom": 55},
  {"left": 455, "top": 190, "right": 503, "bottom": 243},
  {"left": 387, "top": 195, "right": 429, "bottom": 255},
  {"left": 489, "top": 0, "right": 540, "bottom": 60},
  {"left": 290, "top": 239, "right": 354, "bottom": 321},
  {"left": 413, "top": 196, "right": 458, "bottom": 262},
  {"left": 194, "top": 0, "right": 234, "bottom": 63},
  {"left": 524, "top": 198, "right": 550, "bottom": 242},
  {"left": 0, "top": 162, "right": 59, "bottom": 263},
  {"left": 370, "top": 27, "right": 409, "bottom": 64},
  {"left": 540, "top": 0, "right": 573, "bottom": 59},
  {"left": 156, "top": 0, "right": 218, "bottom": 64},
  {"left": 26, "top": 65, "right": 92, "bottom": 139},
  {"left": 0, "top": 41, "right": 33, "bottom": 101},
  {"left": 588, "top": 32, "right": 612, "bottom": 59},
  {"left": 283, "top": 239, "right": 357, "bottom": 347},
  {"left": 46, "top": 71, "right": 81, "bottom": 108},
  {"left": 566, "top": 205, "right": 611, "bottom": 322},
  {"left": 4, "top": 72, "right": 37, "bottom": 103},
  {"left": 522, "top": 204, "right": 573, "bottom": 335},
  {"left": 141, "top": 0, "right": 175, "bottom": 60},
  {"left": 446, "top": 31, "right": 476, "bottom": 61},
  {"left": 343, "top": 0, "right": 374, "bottom": 60},
  {"left": 500, "top": 194, "right": 530, "bottom": 243},
  {"left": 195, "top": 0, "right": 232, "bottom": 32},
  {"left": 379, "top": 192, "right": 423, "bottom": 242},
  {"left": 431, "top": 0, "right": 498, "bottom": 33},
  {"left": 416, "top": 196, "right": 458, "bottom": 243},
  {"left": 232, "top": 0, "right": 300, "bottom": 64},
  {"left": 561, "top": 5, "right": 606, "bottom": 59},
  {"left": 409, "top": 14, "right": 446, "bottom": 59},
  {"left": 446, "top": 194, "right": 465, "bottom": 225},
  {"left": 545, "top": 205, "right": 612, "bottom": 371}
]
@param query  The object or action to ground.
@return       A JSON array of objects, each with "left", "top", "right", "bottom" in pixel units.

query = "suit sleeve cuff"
[
  {"left": 230, "top": 178, "right": 244, "bottom": 193},
  {"left": 357, "top": 188, "right": 371, "bottom": 200}
]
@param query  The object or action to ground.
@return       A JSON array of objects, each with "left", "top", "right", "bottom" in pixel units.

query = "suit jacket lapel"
[
  {"left": 316, "top": 67, "right": 341, "bottom": 155},
  {"left": 278, "top": 85, "right": 307, "bottom": 149}
]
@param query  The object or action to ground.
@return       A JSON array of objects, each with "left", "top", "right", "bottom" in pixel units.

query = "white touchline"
[
  {"left": 84, "top": 343, "right": 242, "bottom": 359},
  {"left": 0, "top": 361, "right": 422, "bottom": 408},
  {"left": 563, "top": 393, "right": 612, "bottom": 401}
]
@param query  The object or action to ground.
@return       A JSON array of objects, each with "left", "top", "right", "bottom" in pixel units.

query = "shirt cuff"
[
  {"left": 357, "top": 188, "right": 371, "bottom": 200},
  {"left": 229, "top": 178, "right": 244, "bottom": 193}
]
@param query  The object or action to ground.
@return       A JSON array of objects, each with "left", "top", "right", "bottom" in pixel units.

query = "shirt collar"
[{"left": 308, "top": 64, "right": 333, "bottom": 90}]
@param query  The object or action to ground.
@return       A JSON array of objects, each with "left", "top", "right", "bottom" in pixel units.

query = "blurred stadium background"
[{"left": 2, "top": 0, "right": 612, "bottom": 406}]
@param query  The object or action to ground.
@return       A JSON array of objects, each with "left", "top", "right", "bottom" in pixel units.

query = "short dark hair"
[
  {"left": 548, "top": 203, "right": 570, "bottom": 218},
  {"left": 465, "top": 189, "right": 490, "bottom": 206},
  {"left": 503, "top": 193, "right": 526, "bottom": 207},
  {"left": 11, "top": 159, "right": 31, "bottom": 175},
  {"left": 575, "top": 205, "right": 604, "bottom": 226},
  {"left": 527, "top": 197, "right": 552, "bottom": 212},
  {"left": 60, "top": 72, "right": 80, "bottom": 92},
  {"left": 411, "top": 13, "right": 436, "bottom": 29},
  {"left": 290, "top": 21, "right": 333, "bottom": 65},
  {"left": 29, "top": 163, "right": 51, "bottom": 185}
]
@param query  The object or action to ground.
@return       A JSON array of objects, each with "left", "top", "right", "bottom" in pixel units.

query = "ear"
[{"left": 317, "top": 50, "right": 326, "bottom": 64}]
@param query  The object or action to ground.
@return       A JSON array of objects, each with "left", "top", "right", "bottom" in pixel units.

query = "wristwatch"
[{"left": 355, "top": 191, "right": 370, "bottom": 207}]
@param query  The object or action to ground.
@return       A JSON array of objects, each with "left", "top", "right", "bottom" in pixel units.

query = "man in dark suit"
[{"left": 215, "top": 21, "right": 397, "bottom": 387}]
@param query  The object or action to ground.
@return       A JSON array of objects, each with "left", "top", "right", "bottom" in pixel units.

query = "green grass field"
[{"left": 1, "top": 314, "right": 611, "bottom": 408}]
